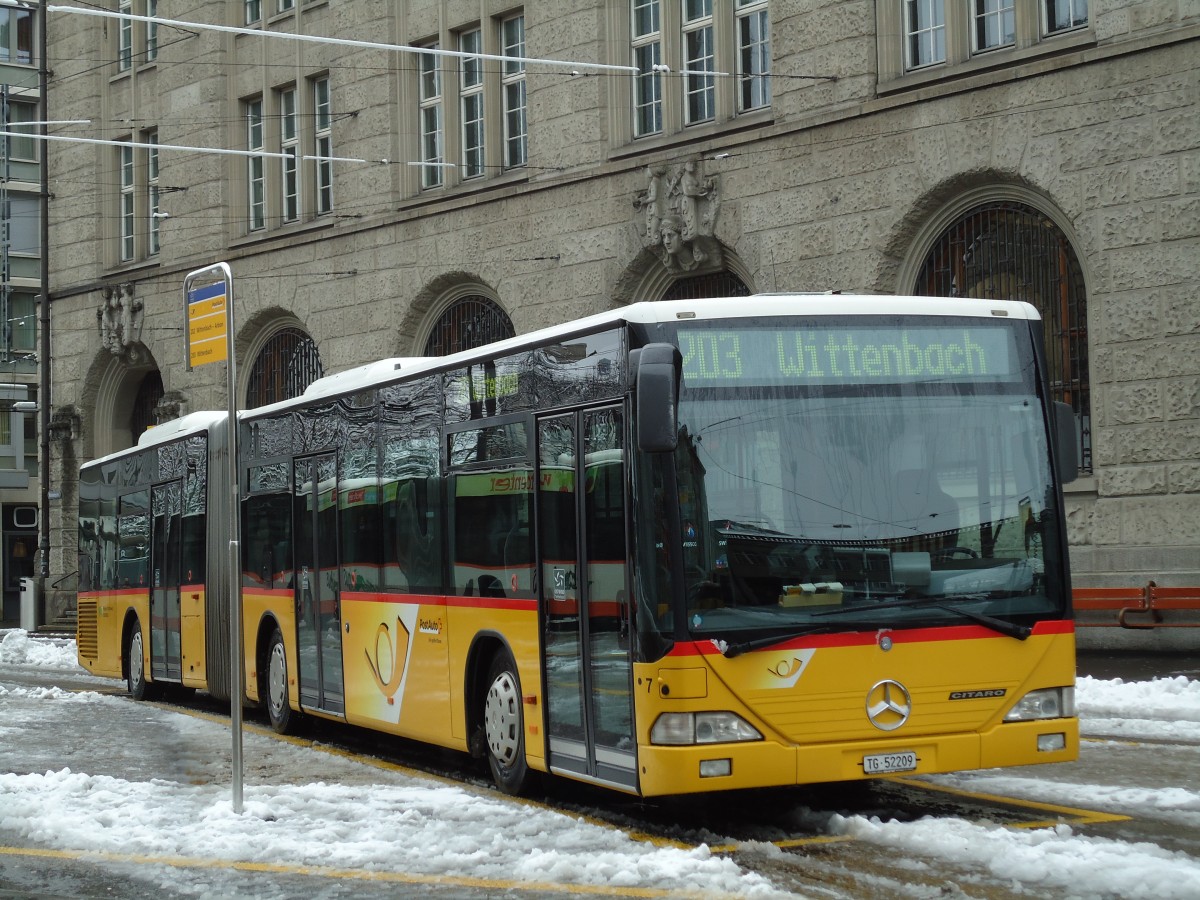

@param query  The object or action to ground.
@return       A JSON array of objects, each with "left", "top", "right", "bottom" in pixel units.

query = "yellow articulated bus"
[{"left": 77, "top": 295, "right": 1079, "bottom": 796}]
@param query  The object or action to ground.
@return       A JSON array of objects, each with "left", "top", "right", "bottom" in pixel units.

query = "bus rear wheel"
[
  {"left": 263, "top": 628, "right": 296, "bottom": 734},
  {"left": 483, "top": 649, "right": 531, "bottom": 795}
]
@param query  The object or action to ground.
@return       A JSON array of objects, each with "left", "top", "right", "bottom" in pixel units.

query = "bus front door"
[
  {"left": 293, "top": 453, "right": 345, "bottom": 716},
  {"left": 149, "top": 481, "right": 182, "bottom": 682},
  {"left": 537, "top": 406, "right": 636, "bottom": 791}
]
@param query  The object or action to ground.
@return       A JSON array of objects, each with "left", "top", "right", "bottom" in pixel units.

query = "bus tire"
[
  {"left": 263, "top": 627, "right": 296, "bottom": 734},
  {"left": 483, "top": 648, "right": 531, "bottom": 795},
  {"left": 126, "top": 624, "right": 157, "bottom": 701}
]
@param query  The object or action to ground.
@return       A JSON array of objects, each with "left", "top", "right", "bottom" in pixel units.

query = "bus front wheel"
[
  {"left": 483, "top": 649, "right": 531, "bottom": 795},
  {"left": 263, "top": 628, "right": 296, "bottom": 734}
]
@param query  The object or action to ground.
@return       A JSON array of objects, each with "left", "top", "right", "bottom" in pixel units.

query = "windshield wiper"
[
  {"left": 811, "top": 595, "right": 1032, "bottom": 641},
  {"left": 723, "top": 596, "right": 1032, "bottom": 658},
  {"left": 722, "top": 623, "right": 847, "bottom": 659}
]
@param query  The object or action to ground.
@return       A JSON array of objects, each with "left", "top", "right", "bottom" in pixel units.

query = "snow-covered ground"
[{"left": 3, "top": 628, "right": 1200, "bottom": 898}]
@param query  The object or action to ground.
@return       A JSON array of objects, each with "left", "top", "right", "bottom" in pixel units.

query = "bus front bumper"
[{"left": 635, "top": 717, "right": 1079, "bottom": 797}]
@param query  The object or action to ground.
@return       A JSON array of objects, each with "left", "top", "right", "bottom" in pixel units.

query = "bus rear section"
[
  {"left": 76, "top": 412, "right": 234, "bottom": 700},
  {"left": 626, "top": 302, "right": 1079, "bottom": 795}
]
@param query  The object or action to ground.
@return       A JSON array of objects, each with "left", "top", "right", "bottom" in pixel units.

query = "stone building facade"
[{"left": 41, "top": 1, "right": 1199, "bottom": 638}]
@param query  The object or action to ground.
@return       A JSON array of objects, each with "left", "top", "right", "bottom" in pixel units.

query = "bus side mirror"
[
  {"left": 1054, "top": 401, "right": 1079, "bottom": 485},
  {"left": 633, "top": 343, "right": 681, "bottom": 453}
]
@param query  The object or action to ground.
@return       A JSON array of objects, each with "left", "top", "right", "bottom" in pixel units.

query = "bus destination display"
[{"left": 678, "top": 324, "right": 1018, "bottom": 386}]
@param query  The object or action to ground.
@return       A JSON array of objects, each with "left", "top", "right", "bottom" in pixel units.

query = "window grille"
[
  {"left": 914, "top": 201, "right": 1091, "bottom": 473},
  {"left": 660, "top": 271, "right": 750, "bottom": 301},
  {"left": 246, "top": 327, "right": 323, "bottom": 408},
  {"left": 423, "top": 296, "right": 514, "bottom": 356},
  {"left": 130, "top": 371, "right": 163, "bottom": 441}
]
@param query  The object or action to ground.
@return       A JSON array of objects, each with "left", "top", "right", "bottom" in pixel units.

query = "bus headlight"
[
  {"left": 1004, "top": 686, "right": 1075, "bottom": 721},
  {"left": 650, "top": 712, "right": 763, "bottom": 745}
]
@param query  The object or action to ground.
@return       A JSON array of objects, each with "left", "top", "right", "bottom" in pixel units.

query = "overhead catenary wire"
[
  {"left": 46, "top": 5, "right": 640, "bottom": 74},
  {"left": 0, "top": 131, "right": 376, "bottom": 164}
]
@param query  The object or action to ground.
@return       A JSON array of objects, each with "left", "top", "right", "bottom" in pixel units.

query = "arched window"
[
  {"left": 915, "top": 201, "right": 1091, "bottom": 473},
  {"left": 130, "top": 371, "right": 163, "bottom": 442},
  {"left": 423, "top": 295, "right": 514, "bottom": 356},
  {"left": 661, "top": 271, "right": 751, "bottom": 301},
  {"left": 246, "top": 327, "right": 323, "bottom": 409}
]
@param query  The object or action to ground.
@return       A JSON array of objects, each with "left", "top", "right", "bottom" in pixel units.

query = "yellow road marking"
[
  {"left": 0, "top": 846, "right": 714, "bottom": 897},
  {"left": 66, "top": 693, "right": 1131, "bottom": 860},
  {"left": 170, "top": 705, "right": 696, "bottom": 850},
  {"left": 889, "top": 776, "right": 1132, "bottom": 827}
]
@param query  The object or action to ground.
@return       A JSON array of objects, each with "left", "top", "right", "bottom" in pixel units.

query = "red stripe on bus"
[
  {"left": 667, "top": 619, "right": 1075, "bottom": 656},
  {"left": 337, "top": 592, "right": 537, "bottom": 612}
]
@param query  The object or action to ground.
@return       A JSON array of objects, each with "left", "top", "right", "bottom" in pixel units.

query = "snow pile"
[
  {"left": 0, "top": 767, "right": 779, "bottom": 896},
  {"left": 0, "top": 629, "right": 83, "bottom": 669},
  {"left": 1076, "top": 673, "right": 1200, "bottom": 741},
  {"left": 830, "top": 816, "right": 1200, "bottom": 899}
]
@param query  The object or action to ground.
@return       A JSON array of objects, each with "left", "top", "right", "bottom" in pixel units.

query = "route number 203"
[{"left": 680, "top": 331, "right": 744, "bottom": 381}]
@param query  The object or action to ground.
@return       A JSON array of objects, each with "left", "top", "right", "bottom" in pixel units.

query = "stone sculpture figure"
[
  {"left": 634, "top": 158, "right": 721, "bottom": 273},
  {"left": 97, "top": 283, "right": 144, "bottom": 363}
]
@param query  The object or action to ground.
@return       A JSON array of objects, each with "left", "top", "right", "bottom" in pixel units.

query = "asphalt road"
[{"left": 1, "top": 646, "right": 1196, "bottom": 898}]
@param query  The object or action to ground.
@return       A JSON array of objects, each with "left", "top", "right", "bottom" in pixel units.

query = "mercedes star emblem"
[{"left": 866, "top": 679, "right": 912, "bottom": 731}]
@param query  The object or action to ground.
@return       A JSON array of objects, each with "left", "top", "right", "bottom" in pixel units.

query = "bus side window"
[
  {"left": 99, "top": 487, "right": 118, "bottom": 592},
  {"left": 118, "top": 490, "right": 150, "bottom": 589}
]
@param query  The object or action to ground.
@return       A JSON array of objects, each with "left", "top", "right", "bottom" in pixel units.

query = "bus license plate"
[{"left": 862, "top": 751, "right": 917, "bottom": 775}]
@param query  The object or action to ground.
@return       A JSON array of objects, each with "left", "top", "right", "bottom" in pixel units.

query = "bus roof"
[
  {"left": 244, "top": 294, "right": 1039, "bottom": 421},
  {"left": 81, "top": 410, "right": 227, "bottom": 471},
  {"left": 80, "top": 295, "right": 1037, "bottom": 469}
]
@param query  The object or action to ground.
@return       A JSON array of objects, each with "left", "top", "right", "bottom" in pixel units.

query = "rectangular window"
[
  {"left": 736, "top": 0, "right": 770, "bottom": 111},
  {"left": 501, "top": 16, "right": 527, "bottom": 169},
  {"left": 280, "top": 88, "right": 299, "bottom": 222},
  {"left": 974, "top": 0, "right": 1015, "bottom": 51},
  {"left": 118, "top": 0, "right": 133, "bottom": 71},
  {"left": 906, "top": 0, "right": 946, "bottom": 68},
  {"left": 245, "top": 0, "right": 261, "bottom": 25},
  {"left": 246, "top": 99, "right": 265, "bottom": 231},
  {"left": 5, "top": 291, "right": 35, "bottom": 363},
  {"left": 1045, "top": 0, "right": 1087, "bottom": 33},
  {"left": 146, "top": 0, "right": 158, "bottom": 62},
  {"left": 460, "top": 29, "right": 485, "bottom": 179},
  {"left": 7, "top": 194, "right": 37, "bottom": 255},
  {"left": 147, "top": 134, "right": 160, "bottom": 255},
  {"left": 279, "top": 0, "right": 296, "bottom": 12},
  {"left": 631, "top": 1, "right": 663, "bottom": 136},
  {"left": 120, "top": 145, "right": 135, "bottom": 260},
  {"left": 5, "top": 100, "right": 38, "bottom": 161},
  {"left": 0, "top": 408, "right": 14, "bottom": 470},
  {"left": 683, "top": 0, "right": 715, "bottom": 125},
  {"left": 491, "top": 16, "right": 526, "bottom": 170},
  {"left": 0, "top": 8, "right": 33, "bottom": 65},
  {"left": 313, "top": 77, "right": 333, "bottom": 214},
  {"left": 418, "top": 47, "right": 444, "bottom": 189}
]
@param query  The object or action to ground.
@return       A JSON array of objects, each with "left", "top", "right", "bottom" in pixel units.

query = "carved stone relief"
[
  {"left": 154, "top": 390, "right": 185, "bottom": 425},
  {"left": 97, "top": 283, "right": 144, "bottom": 364},
  {"left": 634, "top": 159, "right": 722, "bottom": 273}
]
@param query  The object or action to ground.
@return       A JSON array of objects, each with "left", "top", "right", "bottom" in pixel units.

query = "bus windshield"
[{"left": 650, "top": 316, "right": 1068, "bottom": 644}]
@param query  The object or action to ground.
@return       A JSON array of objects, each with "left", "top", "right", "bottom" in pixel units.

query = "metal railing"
[{"left": 1074, "top": 582, "right": 1200, "bottom": 628}]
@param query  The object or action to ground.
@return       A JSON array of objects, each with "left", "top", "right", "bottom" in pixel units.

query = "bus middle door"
[
  {"left": 149, "top": 481, "right": 182, "bottom": 682},
  {"left": 537, "top": 405, "right": 636, "bottom": 791},
  {"left": 293, "top": 452, "right": 345, "bottom": 716}
]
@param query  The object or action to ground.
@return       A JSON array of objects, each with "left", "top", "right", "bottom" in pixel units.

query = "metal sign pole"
[{"left": 183, "top": 262, "right": 242, "bottom": 814}]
